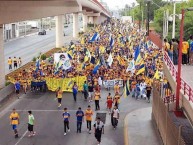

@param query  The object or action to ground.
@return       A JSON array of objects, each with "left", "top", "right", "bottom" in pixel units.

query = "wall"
[{"left": 152, "top": 81, "right": 186, "bottom": 145}]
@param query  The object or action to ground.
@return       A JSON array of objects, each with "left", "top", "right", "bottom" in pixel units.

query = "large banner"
[
  {"left": 45, "top": 76, "right": 87, "bottom": 92},
  {"left": 103, "top": 79, "right": 123, "bottom": 87},
  {"left": 54, "top": 53, "right": 71, "bottom": 70}
]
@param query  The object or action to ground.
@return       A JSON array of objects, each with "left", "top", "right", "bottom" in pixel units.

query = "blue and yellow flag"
[
  {"left": 92, "top": 60, "right": 100, "bottom": 74},
  {"left": 136, "top": 62, "right": 145, "bottom": 75},
  {"left": 124, "top": 80, "right": 130, "bottom": 98}
]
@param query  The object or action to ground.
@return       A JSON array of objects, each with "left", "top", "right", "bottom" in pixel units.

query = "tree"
[{"left": 154, "top": 0, "right": 193, "bottom": 40}]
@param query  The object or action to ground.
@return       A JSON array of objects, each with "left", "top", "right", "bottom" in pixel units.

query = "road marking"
[
  {"left": 10, "top": 110, "right": 129, "bottom": 113},
  {"left": 15, "top": 130, "right": 28, "bottom": 145}
]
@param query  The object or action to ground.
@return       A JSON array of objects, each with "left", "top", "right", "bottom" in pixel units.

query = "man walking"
[
  {"left": 83, "top": 81, "right": 88, "bottom": 100},
  {"left": 94, "top": 117, "right": 104, "bottom": 145},
  {"left": 56, "top": 87, "right": 63, "bottom": 108},
  {"left": 63, "top": 108, "right": 70, "bottom": 136},
  {"left": 14, "top": 80, "right": 21, "bottom": 99},
  {"left": 72, "top": 82, "right": 78, "bottom": 102},
  {"left": 10, "top": 109, "right": 20, "bottom": 138},
  {"left": 28, "top": 111, "right": 36, "bottom": 137},
  {"left": 88, "top": 82, "right": 94, "bottom": 102},
  {"left": 85, "top": 105, "right": 93, "bottom": 134},
  {"left": 76, "top": 107, "right": 84, "bottom": 133},
  {"left": 112, "top": 106, "right": 119, "bottom": 129}
]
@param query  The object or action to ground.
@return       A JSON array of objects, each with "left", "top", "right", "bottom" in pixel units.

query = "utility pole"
[
  {"left": 172, "top": 2, "right": 176, "bottom": 38},
  {"left": 146, "top": 1, "right": 150, "bottom": 36},
  {"left": 139, "top": 1, "right": 142, "bottom": 30},
  {"left": 132, "top": 2, "right": 135, "bottom": 23}
]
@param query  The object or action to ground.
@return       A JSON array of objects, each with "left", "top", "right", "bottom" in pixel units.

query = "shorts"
[
  {"left": 12, "top": 124, "right": 17, "bottom": 130},
  {"left": 88, "top": 92, "right": 93, "bottom": 98},
  {"left": 28, "top": 124, "right": 34, "bottom": 132},
  {"left": 58, "top": 98, "right": 62, "bottom": 104},
  {"left": 16, "top": 90, "right": 19, "bottom": 94}
]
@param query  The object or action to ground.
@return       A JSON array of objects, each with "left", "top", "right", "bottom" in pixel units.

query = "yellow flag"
[
  {"left": 153, "top": 70, "right": 160, "bottom": 80},
  {"left": 80, "top": 37, "right": 85, "bottom": 45}
]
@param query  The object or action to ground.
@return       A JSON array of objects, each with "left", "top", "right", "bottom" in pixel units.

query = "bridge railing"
[{"left": 164, "top": 51, "right": 193, "bottom": 102}]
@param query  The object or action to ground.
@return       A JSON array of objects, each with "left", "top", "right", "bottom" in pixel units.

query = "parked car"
[{"left": 38, "top": 29, "right": 46, "bottom": 35}]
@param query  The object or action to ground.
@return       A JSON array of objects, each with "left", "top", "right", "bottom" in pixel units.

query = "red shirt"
[{"left": 107, "top": 99, "right": 113, "bottom": 108}]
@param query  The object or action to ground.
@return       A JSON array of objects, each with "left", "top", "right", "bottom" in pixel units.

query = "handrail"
[{"left": 164, "top": 51, "right": 193, "bottom": 102}]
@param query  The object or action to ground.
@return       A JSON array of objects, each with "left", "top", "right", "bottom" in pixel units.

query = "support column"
[
  {"left": 83, "top": 14, "right": 88, "bottom": 32},
  {"left": 55, "top": 15, "right": 64, "bottom": 48},
  {"left": 93, "top": 17, "right": 99, "bottom": 25},
  {"left": 88, "top": 16, "right": 94, "bottom": 24},
  {"left": 0, "top": 25, "right": 5, "bottom": 88},
  {"left": 73, "top": 13, "right": 79, "bottom": 38}
]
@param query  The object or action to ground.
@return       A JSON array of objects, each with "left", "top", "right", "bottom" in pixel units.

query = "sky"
[
  {"left": 101, "top": 0, "right": 188, "bottom": 10},
  {"left": 102, "top": 0, "right": 137, "bottom": 10}
]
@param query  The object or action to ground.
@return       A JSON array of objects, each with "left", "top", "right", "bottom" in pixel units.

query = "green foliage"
[
  {"left": 32, "top": 57, "right": 36, "bottom": 62},
  {"left": 154, "top": 0, "right": 193, "bottom": 40},
  {"left": 5, "top": 81, "right": 10, "bottom": 86},
  {"left": 41, "top": 54, "right": 47, "bottom": 60}
]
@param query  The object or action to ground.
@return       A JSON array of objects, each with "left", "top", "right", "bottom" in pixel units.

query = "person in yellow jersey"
[
  {"left": 113, "top": 92, "right": 120, "bottom": 108},
  {"left": 56, "top": 87, "right": 63, "bottom": 108},
  {"left": 94, "top": 88, "right": 101, "bottom": 111},
  {"left": 182, "top": 38, "right": 189, "bottom": 65},
  {"left": 85, "top": 105, "right": 93, "bottom": 134},
  {"left": 10, "top": 108, "right": 20, "bottom": 138},
  {"left": 8, "top": 57, "right": 12, "bottom": 71},
  {"left": 114, "top": 82, "right": 120, "bottom": 94}
]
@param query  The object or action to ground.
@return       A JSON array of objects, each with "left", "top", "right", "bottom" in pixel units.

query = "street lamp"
[
  {"left": 176, "top": 7, "right": 193, "bottom": 110},
  {"left": 145, "top": 0, "right": 151, "bottom": 36}
]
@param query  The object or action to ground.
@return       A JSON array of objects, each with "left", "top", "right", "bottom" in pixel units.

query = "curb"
[{"left": 124, "top": 113, "right": 129, "bottom": 145}]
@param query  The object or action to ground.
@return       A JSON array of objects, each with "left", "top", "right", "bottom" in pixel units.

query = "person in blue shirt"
[
  {"left": 14, "top": 80, "right": 21, "bottom": 99},
  {"left": 76, "top": 107, "right": 84, "bottom": 133},
  {"left": 62, "top": 108, "right": 70, "bottom": 136},
  {"left": 72, "top": 82, "right": 78, "bottom": 102}
]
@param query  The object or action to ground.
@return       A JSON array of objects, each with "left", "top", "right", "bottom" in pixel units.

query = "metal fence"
[{"left": 149, "top": 30, "right": 193, "bottom": 103}]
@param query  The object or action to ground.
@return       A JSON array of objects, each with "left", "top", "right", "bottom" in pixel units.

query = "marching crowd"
[{"left": 10, "top": 18, "right": 165, "bottom": 145}]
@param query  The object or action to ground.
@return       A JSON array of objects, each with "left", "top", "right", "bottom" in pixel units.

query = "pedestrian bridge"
[
  {"left": 149, "top": 30, "right": 193, "bottom": 145},
  {"left": 0, "top": 0, "right": 111, "bottom": 88}
]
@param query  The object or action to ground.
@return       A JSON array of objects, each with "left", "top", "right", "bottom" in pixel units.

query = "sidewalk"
[{"left": 124, "top": 107, "right": 163, "bottom": 145}]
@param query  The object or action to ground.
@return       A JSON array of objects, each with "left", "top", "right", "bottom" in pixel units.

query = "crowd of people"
[
  {"left": 8, "top": 56, "right": 22, "bottom": 70},
  {"left": 10, "top": 18, "right": 167, "bottom": 145},
  {"left": 164, "top": 36, "right": 193, "bottom": 65}
]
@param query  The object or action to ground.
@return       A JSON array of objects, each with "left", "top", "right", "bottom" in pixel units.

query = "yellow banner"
[{"left": 45, "top": 76, "right": 87, "bottom": 92}]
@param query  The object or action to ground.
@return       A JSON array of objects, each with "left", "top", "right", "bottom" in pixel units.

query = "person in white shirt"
[
  {"left": 140, "top": 80, "right": 147, "bottom": 99},
  {"left": 111, "top": 106, "right": 119, "bottom": 129},
  {"left": 94, "top": 117, "right": 104, "bottom": 145}
]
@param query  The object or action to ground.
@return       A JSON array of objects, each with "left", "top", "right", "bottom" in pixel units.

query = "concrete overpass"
[{"left": 0, "top": 0, "right": 111, "bottom": 88}]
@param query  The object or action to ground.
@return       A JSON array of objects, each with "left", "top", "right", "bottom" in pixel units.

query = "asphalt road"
[
  {"left": 4, "top": 22, "right": 82, "bottom": 75},
  {"left": 0, "top": 88, "right": 152, "bottom": 145}
]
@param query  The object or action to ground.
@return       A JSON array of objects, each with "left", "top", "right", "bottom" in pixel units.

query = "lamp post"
[
  {"left": 172, "top": 2, "right": 176, "bottom": 38},
  {"left": 146, "top": 0, "right": 150, "bottom": 36},
  {"left": 176, "top": 7, "right": 193, "bottom": 110},
  {"left": 132, "top": 2, "right": 135, "bottom": 24}
]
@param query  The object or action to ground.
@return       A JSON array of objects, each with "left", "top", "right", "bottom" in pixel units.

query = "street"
[
  {"left": 4, "top": 23, "right": 82, "bottom": 75},
  {"left": 0, "top": 88, "right": 152, "bottom": 145}
]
